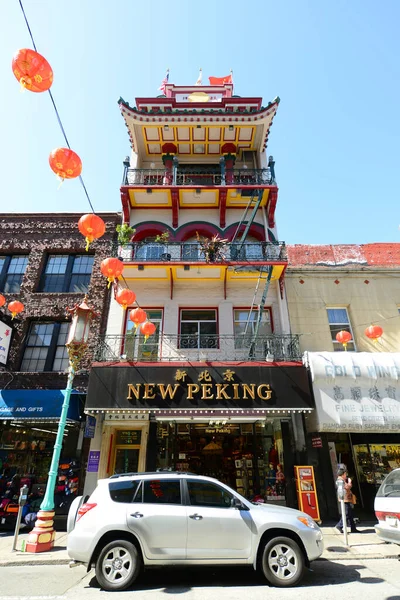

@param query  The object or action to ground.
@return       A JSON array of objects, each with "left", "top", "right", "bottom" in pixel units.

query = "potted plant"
[
  {"left": 116, "top": 224, "right": 136, "bottom": 261},
  {"left": 154, "top": 230, "right": 171, "bottom": 261},
  {"left": 196, "top": 232, "right": 228, "bottom": 263}
]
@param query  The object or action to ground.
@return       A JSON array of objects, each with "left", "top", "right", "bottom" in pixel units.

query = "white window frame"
[{"left": 327, "top": 307, "right": 356, "bottom": 351}]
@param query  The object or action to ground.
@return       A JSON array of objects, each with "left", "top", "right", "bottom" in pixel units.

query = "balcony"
[
  {"left": 124, "top": 167, "right": 273, "bottom": 187},
  {"left": 94, "top": 333, "right": 301, "bottom": 363},
  {"left": 116, "top": 241, "right": 287, "bottom": 264}
]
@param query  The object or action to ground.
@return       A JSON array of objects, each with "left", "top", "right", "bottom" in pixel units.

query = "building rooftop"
[{"left": 287, "top": 243, "right": 400, "bottom": 268}]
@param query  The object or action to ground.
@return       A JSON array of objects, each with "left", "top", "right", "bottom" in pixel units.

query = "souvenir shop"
[
  {"left": 0, "top": 389, "right": 84, "bottom": 503},
  {"left": 84, "top": 363, "right": 314, "bottom": 507},
  {"left": 305, "top": 352, "right": 400, "bottom": 514}
]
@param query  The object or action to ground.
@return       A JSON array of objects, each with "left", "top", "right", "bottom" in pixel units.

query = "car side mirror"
[{"left": 232, "top": 497, "right": 249, "bottom": 510}]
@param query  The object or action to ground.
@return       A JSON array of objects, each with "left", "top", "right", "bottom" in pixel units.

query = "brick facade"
[{"left": 0, "top": 212, "right": 120, "bottom": 392}]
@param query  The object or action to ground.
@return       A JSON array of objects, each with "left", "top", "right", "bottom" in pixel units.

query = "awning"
[
  {"left": 305, "top": 352, "right": 400, "bottom": 433},
  {"left": 0, "top": 389, "right": 82, "bottom": 421}
]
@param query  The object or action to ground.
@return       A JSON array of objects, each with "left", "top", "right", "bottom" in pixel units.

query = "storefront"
[
  {"left": 84, "top": 364, "right": 314, "bottom": 507},
  {"left": 0, "top": 389, "right": 84, "bottom": 499},
  {"left": 305, "top": 352, "right": 400, "bottom": 513}
]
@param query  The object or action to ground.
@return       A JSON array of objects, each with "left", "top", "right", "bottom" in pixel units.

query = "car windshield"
[{"left": 376, "top": 469, "right": 400, "bottom": 497}]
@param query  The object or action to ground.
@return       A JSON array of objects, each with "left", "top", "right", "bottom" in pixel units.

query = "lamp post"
[{"left": 26, "top": 298, "right": 97, "bottom": 553}]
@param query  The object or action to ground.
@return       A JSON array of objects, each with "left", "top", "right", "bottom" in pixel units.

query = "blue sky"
[{"left": 1, "top": 0, "right": 399, "bottom": 244}]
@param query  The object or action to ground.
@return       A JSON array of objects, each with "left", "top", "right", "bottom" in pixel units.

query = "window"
[
  {"left": 231, "top": 237, "right": 263, "bottom": 261},
  {"left": 182, "top": 237, "right": 201, "bottom": 261},
  {"left": 234, "top": 309, "right": 272, "bottom": 338},
  {"left": 125, "top": 309, "right": 162, "bottom": 360},
  {"left": 21, "top": 321, "right": 70, "bottom": 372},
  {"left": 187, "top": 480, "right": 234, "bottom": 508},
  {"left": 109, "top": 480, "right": 141, "bottom": 503},
  {"left": 39, "top": 255, "right": 94, "bottom": 293},
  {"left": 180, "top": 309, "right": 217, "bottom": 349},
  {"left": 0, "top": 255, "right": 28, "bottom": 293},
  {"left": 327, "top": 308, "right": 356, "bottom": 351},
  {"left": 143, "top": 479, "right": 181, "bottom": 505},
  {"left": 135, "top": 238, "right": 167, "bottom": 261},
  {"left": 377, "top": 470, "right": 400, "bottom": 498}
]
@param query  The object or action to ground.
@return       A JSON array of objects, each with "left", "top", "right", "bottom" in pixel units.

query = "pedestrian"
[{"left": 335, "top": 467, "right": 360, "bottom": 533}]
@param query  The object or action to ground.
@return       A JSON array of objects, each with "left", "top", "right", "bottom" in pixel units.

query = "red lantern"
[
  {"left": 116, "top": 288, "right": 136, "bottom": 310},
  {"left": 100, "top": 258, "right": 124, "bottom": 287},
  {"left": 365, "top": 325, "right": 383, "bottom": 343},
  {"left": 78, "top": 214, "right": 106, "bottom": 251},
  {"left": 49, "top": 148, "right": 82, "bottom": 181},
  {"left": 129, "top": 307, "right": 147, "bottom": 329},
  {"left": 0, "top": 294, "right": 5, "bottom": 308},
  {"left": 336, "top": 330, "right": 352, "bottom": 350},
  {"left": 12, "top": 49, "right": 53, "bottom": 92},
  {"left": 8, "top": 300, "right": 24, "bottom": 320},
  {"left": 140, "top": 320, "right": 156, "bottom": 342}
]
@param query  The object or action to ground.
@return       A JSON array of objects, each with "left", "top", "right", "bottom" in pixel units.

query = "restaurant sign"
[{"left": 86, "top": 365, "right": 313, "bottom": 412}]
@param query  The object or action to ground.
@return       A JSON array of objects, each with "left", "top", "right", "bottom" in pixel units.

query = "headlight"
[{"left": 297, "top": 516, "right": 318, "bottom": 529}]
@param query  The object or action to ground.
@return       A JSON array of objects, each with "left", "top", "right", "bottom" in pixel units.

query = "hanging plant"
[
  {"left": 116, "top": 223, "right": 136, "bottom": 246},
  {"left": 154, "top": 230, "right": 170, "bottom": 243}
]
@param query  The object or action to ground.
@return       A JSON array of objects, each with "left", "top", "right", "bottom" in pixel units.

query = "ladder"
[
  {"left": 247, "top": 266, "right": 272, "bottom": 359},
  {"left": 230, "top": 189, "right": 264, "bottom": 253}
]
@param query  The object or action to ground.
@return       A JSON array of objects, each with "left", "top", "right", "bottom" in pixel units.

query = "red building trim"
[
  {"left": 219, "top": 189, "right": 227, "bottom": 228},
  {"left": 171, "top": 190, "right": 179, "bottom": 228},
  {"left": 267, "top": 188, "right": 278, "bottom": 228},
  {"left": 120, "top": 189, "right": 131, "bottom": 223}
]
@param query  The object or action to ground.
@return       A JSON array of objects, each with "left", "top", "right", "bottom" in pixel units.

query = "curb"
[
  {"left": 0, "top": 558, "right": 70, "bottom": 567},
  {"left": 318, "top": 554, "right": 400, "bottom": 561}
]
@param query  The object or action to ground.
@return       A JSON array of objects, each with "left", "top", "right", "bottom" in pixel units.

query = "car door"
[
  {"left": 126, "top": 478, "right": 187, "bottom": 560},
  {"left": 185, "top": 479, "right": 253, "bottom": 560}
]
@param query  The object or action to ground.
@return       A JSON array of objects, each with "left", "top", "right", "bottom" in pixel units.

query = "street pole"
[{"left": 25, "top": 297, "right": 97, "bottom": 554}]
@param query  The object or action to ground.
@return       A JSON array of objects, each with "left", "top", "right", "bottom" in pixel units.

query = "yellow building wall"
[{"left": 285, "top": 270, "right": 400, "bottom": 354}]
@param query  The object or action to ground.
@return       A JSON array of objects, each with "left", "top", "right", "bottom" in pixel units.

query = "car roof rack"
[{"left": 109, "top": 471, "right": 199, "bottom": 479}]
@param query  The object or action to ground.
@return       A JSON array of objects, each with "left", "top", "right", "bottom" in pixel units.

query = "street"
[{"left": 0, "top": 559, "right": 399, "bottom": 600}]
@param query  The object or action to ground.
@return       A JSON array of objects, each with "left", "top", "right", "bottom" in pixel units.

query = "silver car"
[
  {"left": 374, "top": 467, "right": 400, "bottom": 546},
  {"left": 67, "top": 472, "right": 323, "bottom": 591}
]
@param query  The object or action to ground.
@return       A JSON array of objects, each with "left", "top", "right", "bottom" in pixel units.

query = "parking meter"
[
  {"left": 12, "top": 485, "right": 30, "bottom": 552},
  {"left": 19, "top": 485, "right": 29, "bottom": 507},
  {"left": 336, "top": 478, "right": 345, "bottom": 501}
]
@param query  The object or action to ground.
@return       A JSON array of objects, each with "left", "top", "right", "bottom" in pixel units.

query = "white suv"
[{"left": 67, "top": 472, "right": 323, "bottom": 590}]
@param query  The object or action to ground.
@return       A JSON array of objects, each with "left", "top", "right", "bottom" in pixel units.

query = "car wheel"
[
  {"left": 95, "top": 540, "right": 141, "bottom": 591},
  {"left": 261, "top": 536, "right": 305, "bottom": 587}
]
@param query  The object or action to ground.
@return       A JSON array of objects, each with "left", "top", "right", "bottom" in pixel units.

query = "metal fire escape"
[{"left": 230, "top": 188, "right": 273, "bottom": 360}]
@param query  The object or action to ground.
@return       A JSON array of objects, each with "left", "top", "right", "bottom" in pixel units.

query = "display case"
[{"left": 354, "top": 443, "right": 400, "bottom": 486}]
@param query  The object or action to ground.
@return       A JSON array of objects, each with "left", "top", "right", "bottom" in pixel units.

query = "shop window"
[
  {"left": 39, "top": 254, "right": 94, "bottom": 293},
  {"left": 124, "top": 309, "right": 162, "bottom": 360},
  {"left": 327, "top": 307, "right": 356, "bottom": 351},
  {"left": 0, "top": 255, "right": 28, "bottom": 293},
  {"left": 187, "top": 480, "right": 234, "bottom": 508},
  {"left": 20, "top": 321, "right": 70, "bottom": 372},
  {"left": 179, "top": 309, "right": 217, "bottom": 349},
  {"left": 143, "top": 479, "right": 181, "bottom": 504},
  {"left": 109, "top": 479, "right": 141, "bottom": 503}
]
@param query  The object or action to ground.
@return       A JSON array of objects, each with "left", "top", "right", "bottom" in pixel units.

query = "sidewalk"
[{"left": 0, "top": 523, "right": 398, "bottom": 567}]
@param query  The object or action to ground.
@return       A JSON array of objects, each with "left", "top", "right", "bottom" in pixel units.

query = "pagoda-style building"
[{"left": 83, "top": 77, "right": 314, "bottom": 509}]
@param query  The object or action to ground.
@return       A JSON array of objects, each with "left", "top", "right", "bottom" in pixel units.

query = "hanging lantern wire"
[{"left": 18, "top": 0, "right": 95, "bottom": 214}]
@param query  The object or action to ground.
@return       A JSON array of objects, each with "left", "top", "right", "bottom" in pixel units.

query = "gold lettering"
[
  {"left": 257, "top": 384, "right": 272, "bottom": 401},
  {"left": 187, "top": 384, "right": 200, "bottom": 399},
  {"left": 201, "top": 384, "right": 214, "bottom": 400},
  {"left": 158, "top": 384, "right": 180, "bottom": 400},
  {"left": 127, "top": 384, "right": 141, "bottom": 400},
  {"left": 216, "top": 383, "right": 231, "bottom": 400},
  {"left": 242, "top": 384, "right": 255, "bottom": 400},
  {"left": 232, "top": 383, "right": 240, "bottom": 400},
  {"left": 144, "top": 384, "right": 156, "bottom": 399}
]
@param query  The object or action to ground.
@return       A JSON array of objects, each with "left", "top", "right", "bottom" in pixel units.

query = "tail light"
[
  {"left": 376, "top": 511, "right": 400, "bottom": 522},
  {"left": 77, "top": 502, "right": 97, "bottom": 521}
]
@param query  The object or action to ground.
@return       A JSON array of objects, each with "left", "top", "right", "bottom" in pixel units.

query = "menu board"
[
  {"left": 116, "top": 430, "right": 142, "bottom": 445},
  {"left": 294, "top": 465, "right": 320, "bottom": 522}
]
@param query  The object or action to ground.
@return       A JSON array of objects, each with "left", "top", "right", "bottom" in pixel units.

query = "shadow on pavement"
[{"left": 86, "top": 560, "right": 384, "bottom": 591}]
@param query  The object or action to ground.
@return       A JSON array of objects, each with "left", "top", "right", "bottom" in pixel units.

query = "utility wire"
[{"left": 18, "top": 0, "right": 95, "bottom": 213}]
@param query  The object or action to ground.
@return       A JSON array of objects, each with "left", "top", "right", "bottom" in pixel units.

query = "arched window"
[
  {"left": 135, "top": 236, "right": 167, "bottom": 261},
  {"left": 231, "top": 235, "right": 263, "bottom": 260},
  {"left": 182, "top": 236, "right": 201, "bottom": 260}
]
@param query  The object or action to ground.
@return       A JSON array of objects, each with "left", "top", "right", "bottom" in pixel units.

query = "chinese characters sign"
[
  {"left": 308, "top": 352, "right": 400, "bottom": 433},
  {"left": 0, "top": 320, "right": 12, "bottom": 366}
]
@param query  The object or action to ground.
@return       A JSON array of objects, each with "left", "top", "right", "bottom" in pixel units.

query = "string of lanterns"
[
  {"left": 9, "top": 8, "right": 157, "bottom": 344},
  {"left": 335, "top": 325, "right": 384, "bottom": 350}
]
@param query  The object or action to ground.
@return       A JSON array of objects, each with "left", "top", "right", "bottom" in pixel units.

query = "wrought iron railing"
[
  {"left": 124, "top": 168, "right": 273, "bottom": 186},
  {"left": 94, "top": 333, "right": 301, "bottom": 363},
  {"left": 116, "top": 241, "right": 287, "bottom": 263}
]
